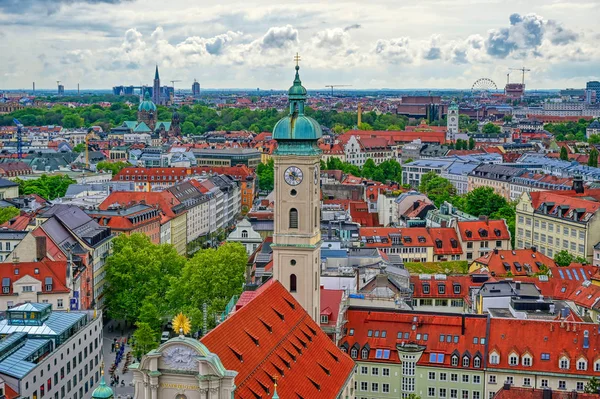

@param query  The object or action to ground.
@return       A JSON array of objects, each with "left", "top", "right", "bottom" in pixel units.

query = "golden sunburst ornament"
[{"left": 172, "top": 313, "right": 191, "bottom": 336}]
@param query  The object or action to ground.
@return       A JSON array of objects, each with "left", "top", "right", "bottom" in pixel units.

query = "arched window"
[
  {"left": 451, "top": 355, "right": 459, "bottom": 367},
  {"left": 350, "top": 348, "right": 358, "bottom": 359},
  {"left": 462, "top": 356, "right": 470, "bottom": 367},
  {"left": 361, "top": 348, "right": 369, "bottom": 359},
  {"left": 241, "top": 230, "right": 248, "bottom": 238},
  {"left": 559, "top": 357, "right": 569, "bottom": 370},
  {"left": 473, "top": 357, "right": 481, "bottom": 368},
  {"left": 289, "top": 208, "right": 298, "bottom": 229},
  {"left": 290, "top": 274, "right": 297, "bottom": 292},
  {"left": 314, "top": 207, "right": 318, "bottom": 228}
]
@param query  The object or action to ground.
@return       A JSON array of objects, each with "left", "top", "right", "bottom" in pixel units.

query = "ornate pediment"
[{"left": 161, "top": 345, "right": 199, "bottom": 371}]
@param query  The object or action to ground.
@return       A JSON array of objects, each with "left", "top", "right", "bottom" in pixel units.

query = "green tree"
[
  {"left": 0, "top": 207, "right": 20, "bottom": 224},
  {"left": 584, "top": 376, "right": 600, "bottom": 394},
  {"left": 588, "top": 134, "right": 600, "bottom": 144},
  {"left": 560, "top": 146, "right": 569, "bottom": 161},
  {"left": 62, "top": 114, "right": 84, "bottom": 128},
  {"left": 358, "top": 122, "right": 373, "bottom": 131},
  {"left": 181, "top": 121, "right": 196, "bottom": 135},
  {"left": 554, "top": 250, "right": 574, "bottom": 267},
  {"left": 490, "top": 203, "right": 516, "bottom": 248},
  {"left": 461, "top": 187, "right": 508, "bottom": 218},
  {"left": 482, "top": 123, "right": 501, "bottom": 134},
  {"left": 133, "top": 322, "right": 159, "bottom": 358},
  {"left": 588, "top": 148, "right": 598, "bottom": 168},
  {"left": 138, "top": 300, "right": 163, "bottom": 332},
  {"left": 167, "top": 243, "right": 247, "bottom": 329},
  {"left": 468, "top": 137, "right": 475, "bottom": 150},
  {"left": 72, "top": 143, "right": 86, "bottom": 153},
  {"left": 15, "top": 174, "right": 76, "bottom": 200},
  {"left": 503, "top": 115, "right": 513, "bottom": 122},
  {"left": 419, "top": 172, "right": 456, "bottom": 207},
  {"left": 256, "top": 159, "right": 274, "bottom": 191},
  {"left": 96, "top": 161, "right": 131, "bottom": 175},
  {"left": 104, "top": 234, "right": 186, "bottom": 323}
]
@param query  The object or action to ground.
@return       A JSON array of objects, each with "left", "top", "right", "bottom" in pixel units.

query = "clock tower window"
[
  {"left": 290, "top": 274, "right": 297, "bottom": 292},
  {"left": 289, "top": 208, "right": 299, "bottom": 228}
]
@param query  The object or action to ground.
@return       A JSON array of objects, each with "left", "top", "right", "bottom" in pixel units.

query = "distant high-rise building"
[
  {"left": 58, "top": 84, "right": 65, "bottom": 96},
  {"left": 153, "top": 65, "right": 161, "bottom": 104},
  {"left": 587, "top": 81, "right": 600, "bottom": 102},
  {"left": 192, "top": 79, "right": 200, "bottom": 97}
]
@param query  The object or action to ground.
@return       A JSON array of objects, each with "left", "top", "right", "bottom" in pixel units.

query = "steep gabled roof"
[{"left": 201, "top": 281, "right": 354, "bottom": 399}]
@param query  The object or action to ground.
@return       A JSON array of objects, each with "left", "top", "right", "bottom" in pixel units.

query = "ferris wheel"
[{"left": 471, "top": 78, "right": 498, "bottom": 98}]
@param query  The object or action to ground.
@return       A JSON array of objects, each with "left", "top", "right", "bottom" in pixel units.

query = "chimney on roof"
[
  {"left": 573, "top": 176, "right": 584, "bottom": 194},
  {"left": 35, "top": 235, "right": 46, "bottom": 262},
  {"left": 503, "top": 383, "right": 511, "bottom": 391},
  {"left": 494, "top": 248, "right": 498, "bottom": 255},
  {"left": 531, "top": 246, "right": 537, "bottom": 253}
]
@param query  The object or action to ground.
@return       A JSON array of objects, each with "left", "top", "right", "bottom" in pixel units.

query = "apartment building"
[
  {"left": 0, "top": 303, "right": 103, "bottom": 399},
  {"left": 402, "top": 159, "right": 454, "bottom": 188},
  {"left": 456, "top": 220, "right": 512, "bottom": 262},
  {"left": 509, "top": 172, "right": 572, "bottom": 202},
  {"left": 409, "top": 274, "right": 474, "bottom": 313},
  {"left": 342, "top": 309, "right": 488, "bottom": 399},
  {"left": 468, "top": 164, "right": 525, "bottom": 201},
  {"left": 515, "top": 183, "right": 600, "bottom": 262}
]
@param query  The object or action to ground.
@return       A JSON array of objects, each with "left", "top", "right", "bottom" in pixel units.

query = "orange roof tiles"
[
  {"left": 493, "top": 386, "right": 599, "bottom": 399},
  {"left": 473, "top": 249, "right": 556, "bottom": 276},
  {"left": 0, "top": 260, "right": 70, "bottom": 295},
  {"left": 342, "top": 309, "right": 488, "bottom": 369},
  {"left": 359, "top": 227, "right": 462, "bottom": 255},
  {"left": 410, "top": 275, "right": 477, "bottom": 302},
  {"left": 488, "top": 318, "right": 600, "bottom": 376},
  {"left": 201, "top": 280, "right": 354, "bottom": 399},
  {"left": 457, "top": 219, "right": 510, "bottom": 242},
  {"left": 320, "top": 287, "right": 344, "bottom": 328}
]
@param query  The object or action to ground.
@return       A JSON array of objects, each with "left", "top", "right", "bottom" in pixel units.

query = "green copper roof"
[
  {"left": 133, "top": 122, "right": 151, "bottom": 133},
  {"left": 273, "top": 64, "right": 322, "bottom": 143},
  {"left": 139, "top": 91, "right": 157, "bottom": 112},
  {"left": 92, "top": 374, "right": 113, "bottom": 399}
]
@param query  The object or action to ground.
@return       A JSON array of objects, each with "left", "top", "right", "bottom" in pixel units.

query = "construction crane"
[
  {"left": 509, "top": 67, "right": 531, "bottom": 85},
  {"left": 325, "top": 84, "right": 352, "bottom": 96},
  {"left": 13, "top": 119, "right": 23, "bottom": 160},
  {"left": 170, "top": 80, "right": 181, "bottom": 91}
]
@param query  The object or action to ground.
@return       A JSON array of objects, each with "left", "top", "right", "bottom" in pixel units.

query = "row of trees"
[
  {"left": 0, "top": 103, "right": 408, "bottom": 135},
  {"left": 15, "top": 174, "right": 75, "bottom": 200},
  {"left": 419, "top": 172, "right": 516, "bottom": 246},
  {"left": 105, "top": 234, "right": 247, "bottom": 354},
  {"left": 559, "top": 146, "right": 598, "bottom": 167},
  {"left": 545, "top": 119, "right": 593, "bottom": 142},
  {"left": 322, "top": 157, "right": 404, "bottom": 184}
]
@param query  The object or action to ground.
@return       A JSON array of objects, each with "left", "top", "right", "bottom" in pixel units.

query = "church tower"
[
  {"left": 271, "top": 58, "right": 322, "bottom": 322},
  {"left": 446, "top": 100, "right": 459, "bottom": 143},
  {"left": 153, "top": 65, "right": 161, "bottom": 105}
]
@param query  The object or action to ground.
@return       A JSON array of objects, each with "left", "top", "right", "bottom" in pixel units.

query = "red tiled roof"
[
  {"left": 493, "top": 386, "right": 599, "bottom": 399},
  {"left": 0, "top": 260, "right": 70, "bottom": 295},
  {"left": 340, "top": 130, "right": 446, "bottom": 144},
  {"left": 488, "top": 318, "right": 600, "bottom": 376},
  {"left": 99, "top": 191, "right": 183, "bottom": 220},
  {"left": 528, "top": 189, "right": 600, "bottom": 221},
  {"left": 201, "top": 280, "right": 355, "bottom": 399},
  {"left": 410, "top": 275, "right": 476, "bottom": 301},
  {"left": 457, "top": 220, "right": 510, "bottom": 242},
  {"left": 113, "top": 165, "right": 255, "bottom": 182},
  {"left": 473, "top": 249, "right": 556, "bottom": 276},
  {"left": 321, "top": 287, "right": 344, "bottom": 328},
  {"left": 359, "top": 227, "right": 462, "bottom": 255},
  {"left": 342, "top": 309, "right": 487, "bottom": 368}
]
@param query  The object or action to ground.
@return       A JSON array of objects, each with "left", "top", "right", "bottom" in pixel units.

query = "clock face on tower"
[
  {"left": 450, "top": 117, "right": 456, "bottom": 122},
  {"left": 284, "top": 166, "right": 303, "bottom": 186}
]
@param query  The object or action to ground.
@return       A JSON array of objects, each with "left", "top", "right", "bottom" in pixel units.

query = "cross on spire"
[{"left": 294, "top": 53, "right": 301, "bottom": 67}]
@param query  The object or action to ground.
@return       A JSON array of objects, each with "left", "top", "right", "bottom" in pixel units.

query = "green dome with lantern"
[
  {"left": 92, "top": 370, "right": 114, "bottom": 399},
  {"left": 273, "top": 60, "right": 322, "bottom": 155},
  {"left": 138, "top": 91, "right": 157, "bottom": 112}
]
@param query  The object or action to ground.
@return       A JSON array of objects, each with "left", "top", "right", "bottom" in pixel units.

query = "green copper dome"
[
  {"left": 92, "top": 374, "right": 113, "bottom": 399},
  {"left": 273, "top": 64, "right": 322, "bottom": 144},
  {"left": 139, "top": 91, "right": 157, "bottom": 112}
]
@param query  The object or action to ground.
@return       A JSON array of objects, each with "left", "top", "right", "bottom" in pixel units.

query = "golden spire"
[
  {"left": 172, "top": 313, "right": 192, "bottom": 336},
  {"left": 294, "top": 52, "right": 301, "bottom": 67}
]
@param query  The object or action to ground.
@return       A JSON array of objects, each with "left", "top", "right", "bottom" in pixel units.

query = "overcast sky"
[{"left": 0, "top": 0, "right": 598, "bottom": 90}]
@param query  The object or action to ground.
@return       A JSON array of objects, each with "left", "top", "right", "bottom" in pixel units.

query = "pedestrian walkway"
[{"left": 102, "top": 320, "right": 135, "bottom": 399}]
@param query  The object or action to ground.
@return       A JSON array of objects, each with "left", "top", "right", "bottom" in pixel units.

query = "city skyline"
[{"left": 0, "top": 0, "right": 599, "bottom": 90}]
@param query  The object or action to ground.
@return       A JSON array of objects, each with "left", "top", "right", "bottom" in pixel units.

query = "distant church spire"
[
  {"left": 153, "top": 65, "right": 161, "bottom": 105},
  {"left": 154, "top": 64, "right": 160, "bottom": 80}
]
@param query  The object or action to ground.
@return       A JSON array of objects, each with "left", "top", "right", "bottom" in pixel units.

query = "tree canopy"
[
  {"left": 256, "top": 159, "right": 274, "bottom": 191},
  {"left": 0, "top": 207, "right": 20, "bottom": 225},
  {"left": 103, "top": 234, "right": 186, "bottom": 324},
  {"left": 96, "top": 161, "right": 131, "bottom": 176},
  {"left": 15, "top": 174, "right": 75, "bottom": 200},
  {"left": 322, "top": 157, "right": 403, "bottom": 184},
  {"left": 560, "top": 146, "right": 569, "bottom": 161},
  {"left": 545, "top": 119, "right": 593, "bottom": 142},
  {"left": 481, "top": 123, "right": 501, "bottom": 134},
  {"left": 419, "top": 172, "right": 456, "bottom": 207}
]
